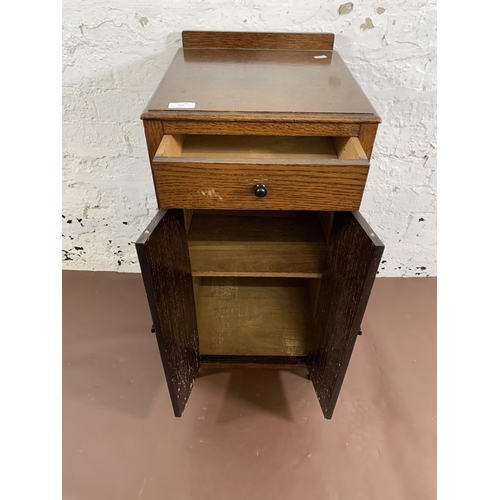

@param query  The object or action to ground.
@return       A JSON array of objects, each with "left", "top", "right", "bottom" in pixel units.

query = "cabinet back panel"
[{"left": 196, "top": 277, "right": 316, "bottom": 357}]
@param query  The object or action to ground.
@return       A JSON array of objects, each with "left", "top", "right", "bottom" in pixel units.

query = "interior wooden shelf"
[
  {"left": 188, "top": 211, "right": 327, "bottom": 277},
  {"left": 163, "top": 135, "right": 340, "bottom": 159},
  {"left": 195, "top": 277, "right": 313, "bottom": 357}
]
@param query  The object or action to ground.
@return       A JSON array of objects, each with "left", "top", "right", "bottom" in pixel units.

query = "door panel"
[
  {"left": 136, "top": 209, "right": 200, "bottom": 416},
  {"left": 308, "top": 211, "right": 384, "bottom": 419}
]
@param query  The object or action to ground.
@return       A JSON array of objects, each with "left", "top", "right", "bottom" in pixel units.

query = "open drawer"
[
  {"left": 151, "top": 135, "right": 370, "bottom": 211},
  {"left": 136, "top": 208, "right": 384, "bottom": 418}
]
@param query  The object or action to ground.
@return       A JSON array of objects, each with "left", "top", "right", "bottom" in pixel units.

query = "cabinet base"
[{"left": 200, "top": 354, "right": 307, "bottom": 369}]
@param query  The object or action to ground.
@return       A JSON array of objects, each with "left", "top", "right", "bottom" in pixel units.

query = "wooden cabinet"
[{"left": 136, "top": 31, "right": 384, "bottom": 419}]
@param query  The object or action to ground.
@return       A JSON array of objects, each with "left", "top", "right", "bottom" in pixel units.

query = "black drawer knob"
[{"left": 254, "top": 184, "right": 267, "bottom": 198}]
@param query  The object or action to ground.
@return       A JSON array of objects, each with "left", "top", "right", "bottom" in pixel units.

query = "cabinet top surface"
[{"left": 145, "top": 48, "right": 377, "bottom": 119}]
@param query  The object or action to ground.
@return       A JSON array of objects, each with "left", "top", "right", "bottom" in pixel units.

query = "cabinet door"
[
  {"left": 308, "top": 211, "right": 384, "bottom": 419},
  {"left": 136, "top": 209, "right": 200, "bottom": 416}
]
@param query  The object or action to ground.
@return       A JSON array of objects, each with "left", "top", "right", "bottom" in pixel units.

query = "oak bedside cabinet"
[{"left": 136, "top": 31, "right": 384, "bottom": 419}]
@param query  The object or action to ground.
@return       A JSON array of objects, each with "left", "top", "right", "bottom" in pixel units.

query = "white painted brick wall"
[{"left": 62, "top": 0, "right": 437, "bottom": 277}]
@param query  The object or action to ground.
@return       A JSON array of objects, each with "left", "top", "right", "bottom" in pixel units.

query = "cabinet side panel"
[
  {"left": 358, "top": 123, "right": 378, "bottom": 160},
  {"left": 143, "top": 119, "right": 164, "bottom": 164},
  {"left": 143, "top": 120, "right": 164, "bottom": 208},
  {"left": 308, "top": 211, "right": 384, "bottom": 419},
  {"left": 136, "top": 209, "right": 200, "bottom": 417}
]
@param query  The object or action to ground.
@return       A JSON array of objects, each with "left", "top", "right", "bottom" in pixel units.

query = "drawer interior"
[
  {"left": 156, "top": 134, "right": 367, "bottom": 160},
  {"left": 186, "top": 209, "right": 327, "bottom": 359}
]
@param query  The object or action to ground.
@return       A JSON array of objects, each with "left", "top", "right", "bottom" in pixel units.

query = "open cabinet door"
[
  {"left": 308, "top": 211, "right": 384, "bottom": 419},
  {"left": 136, "top": 209, "right": 200, "bottom": 417}
]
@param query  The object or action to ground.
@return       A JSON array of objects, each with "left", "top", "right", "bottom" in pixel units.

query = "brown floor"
[{"left": 62, "top": 271, "right": 436, "bottom": 500}]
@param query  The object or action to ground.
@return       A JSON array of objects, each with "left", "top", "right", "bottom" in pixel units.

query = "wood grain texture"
[
  {"left": 160, "top": 120, "right": 361, "bottom": 137},
  {"left": 143, "top": 120, "right": 164, "bottom": 164},
  {"left": 196, "top": 277, "right": 312, "bottom": 357},
  {"left": 187, "top": 211, "right": 327, "bottom": 277},
  {"left": 200, "top": 355, "right": 307, "bottom": 369},
  {"left": 307, "top": 211, "right": 384, "bottom": 419},
  {"left": 358, "top": 123, "right": 379, "bottom": 160},
  {"left": 182, "top": 31, "right": 335, "bottom": 50},
  {"left": 146, "top": 48, "right": 377, "bottom": 115},
  {"left": 142, "top": 110, "right": 379, "bottom": 124},
  {"left": 151, "top": 159, "right": 369, "bottom": 211},
  {"left": 136, "top": 209, "right": 200, "bottom": 417},
  {"left": 136, "top": 32, "right": 385, "bottom": 419}
]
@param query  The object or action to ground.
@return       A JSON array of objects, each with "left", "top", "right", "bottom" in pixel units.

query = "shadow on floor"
[{"left": 211, "top": 369, "right": 294, "bottom": 423}]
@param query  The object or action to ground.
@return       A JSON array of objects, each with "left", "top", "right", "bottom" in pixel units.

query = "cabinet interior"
[
  {"left": 193, "top": 277, "right": 318, "bottom": 358},
  {"left": 187, "top": 210, "right": 327, "bottom": 278},
  {"left": 186, "top": 209, "right": 328, "bottom": 359}
]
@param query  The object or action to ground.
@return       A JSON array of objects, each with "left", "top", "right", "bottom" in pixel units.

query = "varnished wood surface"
[
  {"left": 143, "top": 120, "right": 164, "bottom": 164},
  {"left": 135, "top": 31, "right": 385, "bottom": 420},
  {"left": 142, "top": 111, "right": 379, "bottom": 125},
  {"left": 307, "top": 211, "right": 384, "bottom": 419},
  {"left": 152, "top": 134, "right": 368, "bottom": 210},
  {"left": 146, "top": 48, "right": 377, "bottom": 116},
  {"left": 182, "top": 31, "right": 334, "bottom": 50},
  {"left": 152, "top": 159, "right": 369, "bottom": 211},
  {"left": 358, "top": 123, "right": 379, "bottom": 160},
  {"left": 136, "top": 209, "right": 199, "bottom": 417},
  {"left": 196, "top": 278, "right": 312, "bottom": 357},
  {"left": 157, "top": 120, "right": 361, "bottom": 137},
  {"left": 187, "top": 211, "right": 327, "bottom": 277}
]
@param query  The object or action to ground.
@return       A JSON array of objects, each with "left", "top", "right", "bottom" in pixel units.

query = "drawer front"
[
  {"left": 150, "top": 134, "right": 370, "bottom": 211},
  {"left": 152, "top": 160, "right": 369, "bottom": 210}
]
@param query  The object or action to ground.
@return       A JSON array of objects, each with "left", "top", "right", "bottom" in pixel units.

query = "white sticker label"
[
  {"left": 168, "top": 102, "right": 196, "bottom": 109},
  {"left": 314, "top": 55, "right": 327, "bottom": 59}
]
